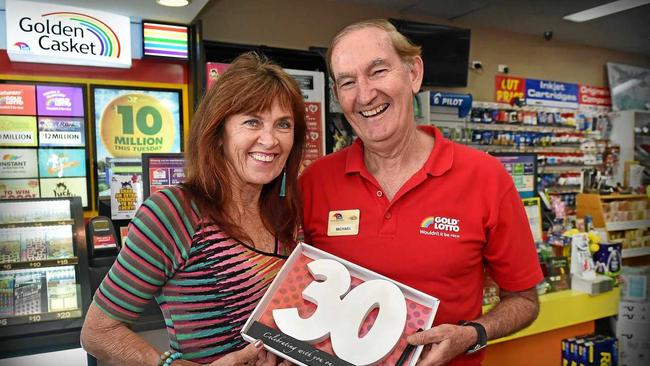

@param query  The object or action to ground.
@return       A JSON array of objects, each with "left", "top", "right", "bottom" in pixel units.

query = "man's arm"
[{"left": 407, "top": 286, "right": 539, "bottom": 366}]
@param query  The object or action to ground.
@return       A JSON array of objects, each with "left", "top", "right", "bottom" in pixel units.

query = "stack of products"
[
  {"left": 561, "top": 334, "right": 618, "bottom": 366},
  {"left": 617, "top": 266, "right": 650, "bottom": 366}
]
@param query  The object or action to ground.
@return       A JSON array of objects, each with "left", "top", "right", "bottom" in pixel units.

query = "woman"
[{"left": 81, "top": 52, "right": 305, "bottom": 366}]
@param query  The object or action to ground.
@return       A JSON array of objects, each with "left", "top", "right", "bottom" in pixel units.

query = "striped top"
[{"left": 93, "top": 186, "right": 288, "bottom": 363}]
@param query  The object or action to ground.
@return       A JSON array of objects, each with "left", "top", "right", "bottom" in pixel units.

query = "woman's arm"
[{"left": 81, "top": 303, "right": 188, "bottom": 366}]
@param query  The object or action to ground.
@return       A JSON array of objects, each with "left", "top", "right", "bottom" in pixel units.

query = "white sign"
[{"left": 5, "top": 0, "right": 132, "bottom": 68}]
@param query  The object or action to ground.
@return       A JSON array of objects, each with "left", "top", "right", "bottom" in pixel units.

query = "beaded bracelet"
[
  {"left": 158, "top": 350, "right": 183, "bottom": 366},
  {"left": 165, "top": 352, "right": 183, "bottom": 366}
]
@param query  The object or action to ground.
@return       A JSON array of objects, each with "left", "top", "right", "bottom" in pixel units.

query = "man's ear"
[{"left": 409, "top": 56, "right": 424, "bottom": 94}]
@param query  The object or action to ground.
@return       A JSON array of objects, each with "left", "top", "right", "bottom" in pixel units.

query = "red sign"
[
  {"left": 0, "top": 84, "right": 36, "bottom": 115},
  {"left": 495, "top": 76, "right": 525, "bottom": 104},
  {"left": 578, "top": 84, "right": 611, "bottom": 107},
  {"left": 302, "top": 102, "right": 323, "bottom": 169}
]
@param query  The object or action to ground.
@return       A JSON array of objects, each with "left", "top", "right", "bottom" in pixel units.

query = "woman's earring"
[{"left": 279, "top": 170, "right": 287, "bottom": 198}]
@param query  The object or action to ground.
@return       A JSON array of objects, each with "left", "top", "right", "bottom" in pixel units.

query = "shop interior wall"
[{"left": 198, "top": 0, "right": 650, "bottom": 102}]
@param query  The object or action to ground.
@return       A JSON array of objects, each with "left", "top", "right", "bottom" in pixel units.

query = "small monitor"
[
  {"left": 491, "top": 153, "right": 538, "bottom": 198},
  {"left": 141, "top": 153, "right": 185, "bottom": 199}
]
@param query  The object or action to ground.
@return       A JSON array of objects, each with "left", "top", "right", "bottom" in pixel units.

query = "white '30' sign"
[{"left": 272, "top": 259, "right": 407, "bottom": 365}]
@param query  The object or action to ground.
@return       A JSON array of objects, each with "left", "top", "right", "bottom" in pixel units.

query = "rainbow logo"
[
  {"left": 14, "top": 42, "right": 30, "bottom": 50},
  {"left": 2, "top": 154, "right": 21, "bottom": 161},
  {"left": 43, "top": 12, "right": 121, "bottom": 58},
  {"left": 420, "top": 216, "right": 435, "bottom": 228}
]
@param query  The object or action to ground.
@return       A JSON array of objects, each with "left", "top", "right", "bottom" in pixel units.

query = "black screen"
[{"left": 390, "top": 19, "right": 471, "bottom": 87}]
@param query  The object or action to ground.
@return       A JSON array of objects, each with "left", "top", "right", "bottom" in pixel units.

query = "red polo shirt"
[{"left": 300, "top": 125, "right": 543, "bottom": 365}]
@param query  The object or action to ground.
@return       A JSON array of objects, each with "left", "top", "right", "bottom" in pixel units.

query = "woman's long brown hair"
[{"left": 183, "top": 52, "right": 306, "bottom": 247}]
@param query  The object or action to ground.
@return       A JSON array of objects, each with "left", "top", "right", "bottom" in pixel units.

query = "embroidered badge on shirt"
[
  {"left": 419, "top": 216, "right": 461, "bottom": 238},
  {"left": 327, "top": 209, "right": 360, "bottom": 236}
]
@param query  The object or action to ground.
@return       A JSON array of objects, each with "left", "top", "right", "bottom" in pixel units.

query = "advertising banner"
[
  {"left": 578, "top": 84, "right": 612, "bottom": 107},
  {"left": 5, "top": 0, "right": 132, "bottom": 68},
  {"left": 0, "top": 116, "right": 38, "bottom": 147},
  {"left": 525, "top": 79, "right": 579, "bottom": 109},
  {"left": 109, "top": 173, "right": 143, "bottom": 220},
  {"left": 0, "top": 148, "right": 38, "bottom": 179},
  {"left": 242, "top": 244, "right": 439, "bottom": 366},
  {"left": 38, "top": 148, "right": 86, "bottom": 178},
  {"left": 0, "top": 179, "right": 40, "bottom": 199},
  {"left": 94, "top": 87, "right": 182, "bottom": 160},
  {"left": 303, "top": 102, "right": 323, "bottom": 168},
  {"left": 39, "top": 177, "right": 88, "bottom": 206},
  {"left": 36, "top": 85, "right": 84, "bottom": 117},
  {"left": 38, "top": 117, "right": 86, "bottom": 147},
  {"left": 495, "top": 76, "right": 525, "bottom": 105},
  {"left": 0, "top": 84, "right": 36, "bottom": 115},
  {"left": 205, "top": 62, "right": 231, "bottom": 90},
  {"left": 146, "top": 156, "right": 185, "bottom": 195}
]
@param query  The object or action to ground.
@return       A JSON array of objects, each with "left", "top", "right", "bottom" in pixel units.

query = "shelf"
[
  {"left": 540, "top": 165, "right": 596, "bottom": 173},
  {"left": 605, "top": 220, "right": 650, "bottom": 231},
  {"left": 599, "top": 194, "right": 648, "bottom": 201},
  {"left": 470, "top": 145, "right": 584, "bottom": 154},
  {"left": 484, "top": 288, "right": 620, "bottom": 344},
  {"left": 0, "top": 257, "right": 78, "bottom": 271},
  {"left": 468, "top": 123, "right": 580, "bottom": 133},
  {"left": 0, "top": 219, "right": 75, "bottom": 229},
  {"left": 622, "top": 247, "right": 650, "bottom": 258}
]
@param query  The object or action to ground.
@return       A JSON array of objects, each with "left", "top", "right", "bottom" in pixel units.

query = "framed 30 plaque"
[{"left": 242, "top": 244, "right": 439, "bottom": 366}]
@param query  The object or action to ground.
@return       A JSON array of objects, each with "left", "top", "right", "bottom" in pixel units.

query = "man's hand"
[{"left": 406, "top": 324, "right": 477, "bottom": 366}]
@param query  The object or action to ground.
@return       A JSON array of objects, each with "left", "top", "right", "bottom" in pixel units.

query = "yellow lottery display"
[{"left": 100, "top": 94, "right": 176, "bottom": 158}]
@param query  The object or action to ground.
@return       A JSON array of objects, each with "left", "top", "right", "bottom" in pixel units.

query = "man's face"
[{"left": 330, "top": 27, "right": 423, "bottom": 147}]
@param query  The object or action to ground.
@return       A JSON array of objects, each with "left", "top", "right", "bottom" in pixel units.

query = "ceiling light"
[
  {"left": 156, "top": 0, "right": 190, "bottom": 7},
  {"left": 563, "top": 0, "right": 650, "bottom": 22}
]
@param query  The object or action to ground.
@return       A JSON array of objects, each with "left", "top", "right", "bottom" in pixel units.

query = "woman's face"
[{"left": 222, "top": 100, "right": 295, "bottom": 189}]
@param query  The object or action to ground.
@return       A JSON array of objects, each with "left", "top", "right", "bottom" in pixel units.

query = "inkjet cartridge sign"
[{"left": 5, "top": 0, "right": 131, "bottom": 68}]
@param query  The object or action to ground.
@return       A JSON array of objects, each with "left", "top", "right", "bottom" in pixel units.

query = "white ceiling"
[
  {"left": 0, "top": 0, "right": 210, "bottom": 24},
  {"left": 343, "top": 0, "right": 650, "bottom": 56}
]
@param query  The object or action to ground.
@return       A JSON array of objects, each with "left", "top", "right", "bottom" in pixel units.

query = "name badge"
[{"left": 327, "top": 209, "right": 360, "bottom": 236}]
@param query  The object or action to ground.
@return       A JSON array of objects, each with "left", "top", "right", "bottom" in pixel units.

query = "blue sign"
[
  {"left": 525, "top": 79, "right": 579, "bottom": 109},
  {"left": 38, "top": 148, "right": 87, "bottom": 178},
  {"left": 429, "top": 92, "right": 473, "bottom": 117}
]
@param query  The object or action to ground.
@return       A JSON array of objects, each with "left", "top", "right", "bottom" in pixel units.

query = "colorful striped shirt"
[{"left": 93, "top": 186, "right": 288, "bottom": 363}]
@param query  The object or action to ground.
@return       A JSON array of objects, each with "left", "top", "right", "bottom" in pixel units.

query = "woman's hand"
[{"left": 207, "top": 340, "right": 290, "bottom": 366}]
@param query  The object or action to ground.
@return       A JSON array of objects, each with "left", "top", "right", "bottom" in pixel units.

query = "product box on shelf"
[
  {"left": 619, "top": 301, "right": 649, "bottom": 324},
  {"left": 618, "top": 338, "right": 649, "bottom": 366},
  {"left": 621, "top": 266, "right": 649, "bottom": 302},
  {"left": 240, "top": 243, "right": 440, "bottom": 366}
]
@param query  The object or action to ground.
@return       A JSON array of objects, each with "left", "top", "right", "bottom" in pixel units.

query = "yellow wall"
[{"left": 198, "top": 0, "right": 650, "bottom": 101}]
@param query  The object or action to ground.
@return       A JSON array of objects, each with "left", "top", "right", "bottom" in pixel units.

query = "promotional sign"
[
  {"left": 578, "top": 84, "right": 612, "bottom": 107},
  {"left": 205, "top": 62, "right": 231, "bottom": 90},
  {"left": 145, "top": 155, "right": 185, "bottom": 195},
  {"left": 0, "top": 179, "right": 39, "bottom": 199},
  {"left": 38, "top": 148, "right": 86, "bottom": 178},
  {"left": 39, "top": 177, "right": 88, "bottom": 206},
  {"left": 94, "top": 87, "right": 182, "bottom": 160},
  {"left": 38, "top": 117, "right": 86, "bottom": 147},
  {"left": 5, "top": 0, "right": 132, "bottom": 68},
  {"left": 0, "top": 116, "right": 37, "bottom": 147},
  {"left": 525, "top": 79, "right": 579, "bottom": 109},
  {"left": 495, "top": 76, "right": 525, "bottom": 105},
  {"left": 36, "top": 85, "right": 84, "bottom": 117},
  {"left": 0, "top": 84, "right": 36, "bottom": 115},
  {"left": 0, "top": 148, "right": 38, "bottom": 179},
  {"left": 109, "top": 173, "right": 143, "bottom": 220},
  {"left": 429, "top": 92, "right": 473, "bottom": 118},
  {"left": 303, "top": 102, "right": 324, "bottom": 168},
  {"left": 242, "top": 244, "right": 439, "bottom": 366},
  {"left": 285, "top": 68, "right": 326, "bottom": 169}
]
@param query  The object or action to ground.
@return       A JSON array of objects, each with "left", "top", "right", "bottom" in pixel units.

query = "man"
[{"left": 300, "top": 19, "right": 543, "bottom": 366}]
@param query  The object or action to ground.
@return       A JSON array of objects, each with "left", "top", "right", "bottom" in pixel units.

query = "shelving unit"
[
  {"left": 576, "top": 193, "right": 650, "bottom": 253},
  {"left": 608, "top": 110, "right": 650, "bottom": 186}
]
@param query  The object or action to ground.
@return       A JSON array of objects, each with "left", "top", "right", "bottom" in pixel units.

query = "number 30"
[{"left": 273, "top": 259, "right": 407, "bottom": 365}]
